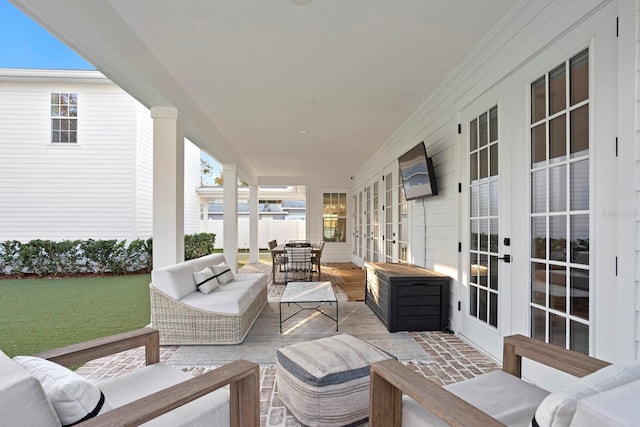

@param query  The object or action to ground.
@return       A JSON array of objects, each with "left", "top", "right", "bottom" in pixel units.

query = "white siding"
[
  {"left": 184, "top": 139, "right": 201, "bottom": 234},
  {"left": 0, "top": 83, "right": 138, "bottom": 241},
  {"left": 354, "top": 0, "right": 638, "bottom": 362},
  {"left": 0, "top": 75, "right": 202, "bottom": 244},
  {"left": 635, "top": 0, "right": 640, "bottom": 359},
  {"left": 135, "top": 100, "right": 153, "bottom": 238}
]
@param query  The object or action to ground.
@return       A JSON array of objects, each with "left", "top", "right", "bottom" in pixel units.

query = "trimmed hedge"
[{"left": 0, "top": 233, "right": 216, "bottom": 277}]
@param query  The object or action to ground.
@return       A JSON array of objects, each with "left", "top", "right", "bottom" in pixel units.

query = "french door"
[
  {"left": 458, "top": 1, "right": 616, "bottom": 360},
  {"left": 460, "top": 85, "right": 512, "bottom": 356}
]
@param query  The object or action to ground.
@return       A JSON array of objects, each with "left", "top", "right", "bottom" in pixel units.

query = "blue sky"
[{"left": 0, "top": 0, "right": 94, "bottom": 69}]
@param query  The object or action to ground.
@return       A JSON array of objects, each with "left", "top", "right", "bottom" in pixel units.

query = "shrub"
[
  {"left": 0, "top": 233, "right": 214, "bottom": 277},
  {"left": 184, "top": 233, "right": 216, "bottom": 260}
]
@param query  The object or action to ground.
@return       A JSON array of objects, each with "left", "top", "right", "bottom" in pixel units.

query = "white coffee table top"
[{"left": 281, "top": 281, "right": 336, "bottom": 304}]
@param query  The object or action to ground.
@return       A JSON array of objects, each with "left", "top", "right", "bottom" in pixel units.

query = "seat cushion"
[
  {"left": 180, "top": 286, "right": 254, "bottom": 315},
  {"left": 276, "top": 334, "right": 393, "bottom": 427},
  {"left": 98, "top": 363, "right": 230, "bottom": 427},
  {"left": 534, "top": 360, "right": 640, "bottom": 427},
  {"left": 401, "top": 371, "right": 549, "bottom": 427},
  {"left": 446, "top": 370, "right": 548, "bottom": 426}
]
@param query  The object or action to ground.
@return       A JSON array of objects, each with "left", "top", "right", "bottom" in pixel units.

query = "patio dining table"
[{"left": 271, "top": 243, "right": 322, "bottom": 283}]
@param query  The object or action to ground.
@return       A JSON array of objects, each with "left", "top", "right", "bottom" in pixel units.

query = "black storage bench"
[{"left": 364, "top": 262, "right": 450, "bottom": 332}]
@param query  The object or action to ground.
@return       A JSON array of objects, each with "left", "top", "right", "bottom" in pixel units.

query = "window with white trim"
[
  {"left": 322, "top": 192, "right": 347, "bottom": 242},
  {"left": 51, "top": 93, "right": 78, "bottom": 143}
]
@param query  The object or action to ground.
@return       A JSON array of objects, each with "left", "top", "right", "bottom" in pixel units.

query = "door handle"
[{"left": 498, "top": 254, "right": 511, "bottom": 263}]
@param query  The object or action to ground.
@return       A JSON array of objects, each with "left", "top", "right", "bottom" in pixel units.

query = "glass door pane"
[
  {"left": 529, "top": 48, "right": 590, "bottom": 354},
  {"left": 373, "top": 182, "right": 380, "bottom": 262},
  {"left": 398, "top": 171, "right": 408, "bottom": 263},
  {"left": 469, "top": 105, "right": 500, "bottom": 328},
  {"left": 384, "top": 172, "right": 394, "bottom": 262}
]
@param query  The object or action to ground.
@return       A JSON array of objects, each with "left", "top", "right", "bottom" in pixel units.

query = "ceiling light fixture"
[
  {"left": 298, "top": 129, "right": 309, "bottom": 134},
  {"left": 291, "top": 0, "right": 313, "bottom": 5}
]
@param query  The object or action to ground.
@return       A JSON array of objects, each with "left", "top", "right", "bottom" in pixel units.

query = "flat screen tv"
[{"left": 398, "top": 142, "right": 438, "bottom": 200}]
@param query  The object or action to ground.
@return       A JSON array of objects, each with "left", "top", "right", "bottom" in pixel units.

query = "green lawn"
[{"left": 0, "top": 274, "right": 151, "bottom": 358}]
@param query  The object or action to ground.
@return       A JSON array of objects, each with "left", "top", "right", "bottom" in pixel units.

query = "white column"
[
  {"left": 200, "top": 200, "right": 209, "bottom": 232},
  {"left": 223, "top": 164, "right": 238, "bottom": 272},
  {"left": 249, "top": 185, "right": 259, "bottom": 263},
  {"left": 151, "top": 106, "right": 184, "bottom": 269}
]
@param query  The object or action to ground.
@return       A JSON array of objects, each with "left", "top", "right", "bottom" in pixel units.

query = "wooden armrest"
[
  {"left": 503, "top": 334, "right": 610, "bottom": 378},
  {"left": 35, "top": 328, "right": 160, "bottom": 368},
  {"left": 369, "top": 359, "right": 505, "bottom": 427},
  {"left": 79, "top": 359, "right": 260, "bottom": 427}
]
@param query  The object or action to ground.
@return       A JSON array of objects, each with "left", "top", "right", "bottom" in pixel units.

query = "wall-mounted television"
[{"left": 398, "top": 141, "right": 438, "bottom": 200}]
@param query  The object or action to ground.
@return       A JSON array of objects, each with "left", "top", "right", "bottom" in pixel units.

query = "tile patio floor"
[{"left": 76, "top": 263, "right": 499, "bottom": 426}]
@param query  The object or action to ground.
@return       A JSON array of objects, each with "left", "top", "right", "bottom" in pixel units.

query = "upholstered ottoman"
[{"left": 275, "top": 334, "right": 394, "bottom": 427}]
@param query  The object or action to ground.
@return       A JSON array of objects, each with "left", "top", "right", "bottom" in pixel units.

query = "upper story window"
[
  {"left": 323, "top": 192, "right": 347, "bottom": 242},
  {"left": 51, "top": 93, "right": 78, "bottom": 143}
]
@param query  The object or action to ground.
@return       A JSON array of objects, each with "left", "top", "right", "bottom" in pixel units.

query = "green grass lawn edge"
[{"left": 0, "top": 274, "right": 151, "bottom": 357}]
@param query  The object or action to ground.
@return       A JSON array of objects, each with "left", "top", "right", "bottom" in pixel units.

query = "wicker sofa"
[{"left": 150, "top": 254, "right": 268, "bottom": 345}]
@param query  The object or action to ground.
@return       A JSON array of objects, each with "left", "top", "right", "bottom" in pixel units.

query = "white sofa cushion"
[
  {"left": 181, "top": 286, "right": 254, "bottom": 315},
  {"left": 189, "top": 253, "right": 226, "bottom": 271},
  {"left": 152, "top": 254, "right": 227, "bottom": 300},
  {"left": 152, "top": 263, "right": 199, "bottom": 300},
  {"left": 13, "top": 355, "right": 112, "bottom": 426},
  {"left": 98, "top": 363, "right": 230, "bottom": 427},
  {"left": 0, "top": 351, "right": 60, "bottom": 427},
  {"left": 228, "top": 273, "right": 267, "bottom": 299},
  {"left": 533, "top": 360, "right": 640, "bottom": 427},
  {"left": 402, "top": 371, "right": 549, "bottom": 427},
  {"left": 569, "top": 379, "right": 640, "bottom": 427},
  {"left": 193, "top": 267, "right": 219, "bottom": 294},
  {"left": 211, "top": 262, "right": 234, "bottom": 284},
  {"left": 179, "top": 273, "right": 267, "bottom": 315}
]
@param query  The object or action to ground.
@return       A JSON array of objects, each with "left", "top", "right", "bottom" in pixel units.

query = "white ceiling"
[{"left": 12, "top": 0, "right": 517, "bottom": 185}]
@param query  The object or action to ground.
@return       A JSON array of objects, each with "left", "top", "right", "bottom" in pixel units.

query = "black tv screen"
[{"left": 398, "top": 142, "right": 438, "bottom": 200}]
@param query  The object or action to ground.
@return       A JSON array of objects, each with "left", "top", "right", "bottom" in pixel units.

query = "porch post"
[
  {"left": 201, "top": 200, "right": 209, "bottom": 232},
  {"left": 249, "top": 185, "right": 259, "bottom": 264},
  {"left": 151, "top": 106, "right": 184, "bottom": 269},
  {"left": 223, "top": 164, "right": 238, "bottom": 272}
]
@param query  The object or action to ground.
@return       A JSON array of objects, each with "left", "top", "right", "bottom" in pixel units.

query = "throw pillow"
[
  {"left": 533, "top": 359, "right": 640, "bottom": 427},
  {"left": 193, "top": 267, "right": 218, "bottom": 294},
  {"left": 211, "top": 262, "right": 234, "bottom": 284},
  {"left": 12, "top": 356, "right": 112, "bottom": 426}
]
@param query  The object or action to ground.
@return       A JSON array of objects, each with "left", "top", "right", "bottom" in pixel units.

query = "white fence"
[{"left": 202, "top": 218, "right": 306, "bottom": 249}]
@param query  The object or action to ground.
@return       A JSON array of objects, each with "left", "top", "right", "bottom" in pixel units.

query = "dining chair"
[
  {"left": 268, "top": 240, "right": 287, "bottom": 284},
  {"left": 311, "top": 241, "right": 325, "bottom": 278},
  {"left": 284, "top": 246, "right": 313, "bottom": 283}
]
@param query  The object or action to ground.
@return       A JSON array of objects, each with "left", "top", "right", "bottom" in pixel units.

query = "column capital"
[{"left": 151, "top": 106, "right": 178, "bottom": 119}]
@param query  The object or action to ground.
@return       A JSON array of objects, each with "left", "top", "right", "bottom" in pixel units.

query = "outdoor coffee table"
[{"left": 279, "top": 281, "right": 338, "bottom": 332}]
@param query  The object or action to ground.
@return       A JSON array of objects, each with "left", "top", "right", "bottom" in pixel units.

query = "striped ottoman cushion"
[{"left": 275, "top": 334, "right": 394, "bottom": 427}]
